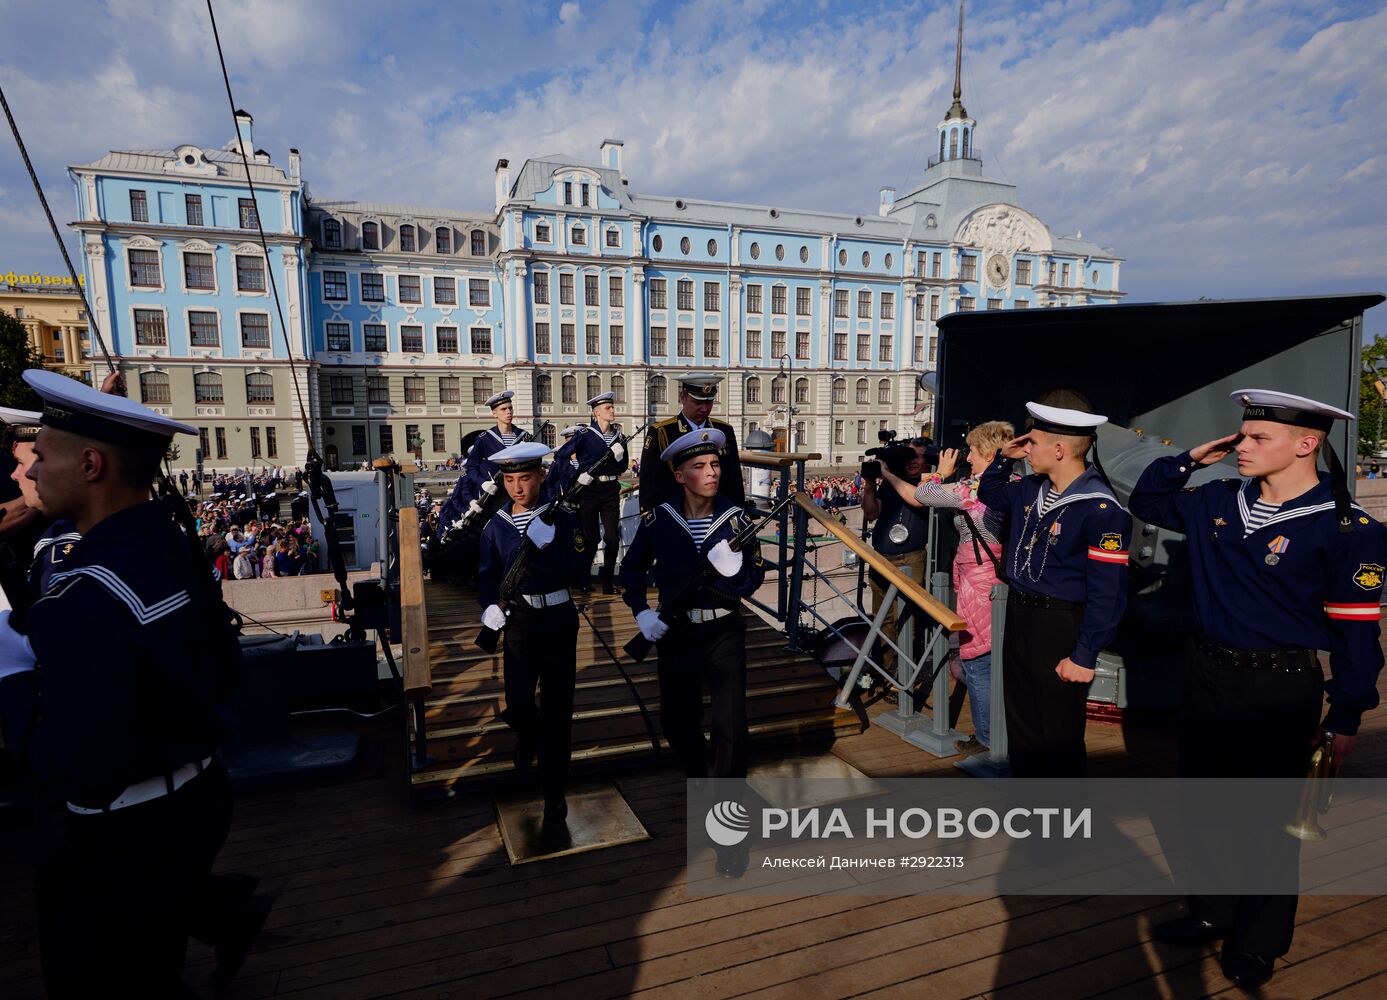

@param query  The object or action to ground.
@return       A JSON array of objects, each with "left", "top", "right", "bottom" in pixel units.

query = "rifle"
[
  {"left": 623, "top": 495, "right": 791, "bottom": 664},
  {"left": 437, "top": 470, "right": 506, "bottom": 557},
  {"left": 475, "top": 423, "right": 646, "bottom": 654}
]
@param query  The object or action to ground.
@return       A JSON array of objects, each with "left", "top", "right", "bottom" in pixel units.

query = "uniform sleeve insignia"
[
  {"left": 1361, "top": 517, "right": 1371, "bottom": 525},
  {"left": 61, "top": 543, "right": 74, "bottom": 556},
  {"left": 1099, "top": 532, "right": 1123, "bottom": 552},
  {"left": 641, "top": 509, "right": 655, "bottom": 525},
  {"left": 1098, "top": 502, "right": 1108, "bottom": 510},
  {"left": 1353, "top": 564, "right": 1384, "bottom": 591}
]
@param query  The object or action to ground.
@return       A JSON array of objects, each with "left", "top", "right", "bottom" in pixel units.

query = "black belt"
[
  {"left": 1195, "top": 639, "right": 1319, "bottom": 672},
  {"left": 1010, "top": 591, "right": 1082, "bottom": 611}
]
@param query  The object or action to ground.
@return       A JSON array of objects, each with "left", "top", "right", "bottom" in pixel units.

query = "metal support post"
[{"left": 957, "top": 583, "right": 1010, "bottom": 780}]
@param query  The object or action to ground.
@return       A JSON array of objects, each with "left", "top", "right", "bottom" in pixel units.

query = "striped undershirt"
[
  {"left": 498, "top": 430, "right": 519, "bottom": 447},
  {"left": 1243, "top": 499, "right": 1281, "bottom": 537},
  {"left": 686, "top": 516, "right": 714, "bottom": 547},
  {"left": 510, "top": 505, "right": 545, "bottom": 534},
  {"left": 1036, "top": 488, "right": 1061, "bottom": 516},
  {"left": 600, "top": 426, "right": 620, "bottom": 445}
]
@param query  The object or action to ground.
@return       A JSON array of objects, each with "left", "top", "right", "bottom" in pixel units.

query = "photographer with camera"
[{"left": 860, "top": 433, "right": 930, "bottom": 680}]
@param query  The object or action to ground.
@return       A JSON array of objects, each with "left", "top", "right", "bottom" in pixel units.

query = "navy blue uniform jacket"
[
  {"left": 619, "top": 495, "right": 765, "bottom": 615},
  {"left": 477, "top": 476, "right": 581, "bottom": 609},
  {"left": 439, "top": 426, "right": 534, "bottom": 528},
  {"left": 554, "top": 421, "right": 630, "bottom": 477}
]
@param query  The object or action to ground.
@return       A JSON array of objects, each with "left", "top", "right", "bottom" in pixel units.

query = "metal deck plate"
[
  {"left": 495, "top": 779, "right": 651, "bottom": 865},
  {"left": 747, "top": 754, "right": 886, "bottom": 811}
]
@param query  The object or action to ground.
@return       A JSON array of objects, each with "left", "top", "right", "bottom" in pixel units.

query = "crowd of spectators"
[{"left": 803, "top": 475, "right": 864, "bottom": 509}]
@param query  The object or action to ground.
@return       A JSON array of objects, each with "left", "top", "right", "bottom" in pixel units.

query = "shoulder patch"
[
  {"left": 641, "top": 508, "right": 656, "bottom": 525},
  {"left": 1354, "top": 563, "right": 1384, "bottom": 591},
  {"left": 1099, "top": 532, "right": 1123, "bottom": 552}
]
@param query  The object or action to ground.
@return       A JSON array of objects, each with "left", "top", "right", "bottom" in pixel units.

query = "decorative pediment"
[
  {"left": 162, "top": 145, "right": 219, "bottom": 177},
  {"left": 954, "top": 204, "right": 1052, "bottom": 256},
  {"left": 125, "top": 235, "right": 162, "bottom": 251},
  {"left": 182, "top": 239, "right": 217, "bottom": 253},
  {"left": 232, "top": 242, "right": 265, "bottom": 256}
]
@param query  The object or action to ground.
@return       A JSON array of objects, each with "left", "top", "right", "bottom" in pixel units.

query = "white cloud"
[{"left": 559, "top": 2, "right": 581, "bottom": 26}]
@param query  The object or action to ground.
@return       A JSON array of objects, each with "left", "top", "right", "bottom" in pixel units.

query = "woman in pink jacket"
[{"left": 882, "top": 420, "right": 1014, "bottom": 756}]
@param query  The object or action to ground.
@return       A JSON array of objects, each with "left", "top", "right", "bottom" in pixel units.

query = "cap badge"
[{"left": 701, "top": 432, "right": 709, "bottom": 441}]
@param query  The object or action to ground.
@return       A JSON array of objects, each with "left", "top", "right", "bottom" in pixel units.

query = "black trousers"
[
  {"left": 36, "top": 757, "right": 236, "bottom": 998},
  {"left": 500, "top": 601, "right": 578, "bottom": 801},
  {"left": 655, "top": 612, "right": 749, "bottom": 779},
  {"left": 576, "top": 482, "right": 621, "bottom": 586},
  {"left": 1002, "top": 600, "right": 1090, "bottom": 778},
  {"left": 1179, "top": 643, "right": 1321, "bottom": 957}
]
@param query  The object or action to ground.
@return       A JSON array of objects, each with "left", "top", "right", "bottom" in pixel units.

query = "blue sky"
[{"left": 2, "top": 0, "right": 1385, "bottom": 328}]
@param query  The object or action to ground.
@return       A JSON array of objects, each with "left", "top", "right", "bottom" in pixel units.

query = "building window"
[
  {"left": 364, "top": 323, "right": 387, "bottom": 352},
  {"left": 649, "top": 375, "right": 667, "bottom": 405},
  {"left": 326, "top": 322, "right": 351, "bottom": 352},
  {"left": 857, "top": 419, "right": 866, "bottom": 444},
  {"left": 834, "top": 331, "right": 848, "bottom": 360},
  {"left": 189, "top": 310, "right": 219, "bottom": 347},
  {"left": 878, "top": 379, "right": 891, "bottom": 405},
  {"left": 534, "top": 373, "right": 552, "bottom": 404},
  {"left": 361, "top": 272, "right": 384, "bottom": 302},
  {"left": 401, "top": 325, "right": 424, "bottom": 353},
  {"left": 535, "top": 322, "right": 551, "bottom": 354},
  {"left": 399, "top": 274, "right": 421, "bottom": 303},
  {"left": 215, "top": 427, "right": 228, "bottom": 459},
  {"left": 928, "top": 336, "right": 938, "bottom": 363},
  {"left": 238, "top": 198, "right": 258, "bottom": 229},
  {"left": 432, "top": 424, "right": 446, "bottom": 452},
  {"left": 1048, "top": 262, "right": 1057, "bottom": 285},
  {"left": 185, "top": 194, "right": 203, "bottom": 226},
  {"left": 914, "top": 335, "right": 924, "bottom": 363},
  {"left": 184, "top": 252, "right": 215, "bottom": 290},
  {"left": 796, "top": 331, "right": 810, "bottom": 361},
  {"left": 435, "top": 227, "right": 451, "bottom": 254},
  {"left": 1061, "top": 263, "right": 1071, "bottom": 287},
  {"left": 795, "top": 420, "right": 806, "bottom": 448},
  {"left": 772, "top": 286, "right": 787, "bottom": 315},
  {"left": 580, "top": 183, "right": 590, "bottom": 207},
  {"left": 746, "top": 377, "right": 761, "bottom": 404},
  {"left": 246, "top": 372, "right": 274, "bottom": 403},
  {"left": 266, "top": 426, "right": 278, "bottom": 458},
  {"left": 379, "top": 424, "right": 394, "bottom": 453},
  {"left": 879, "top": 335, "right": 892, "bottom": 362},
  {"left": 561, "top": 374, "right": 577, "bottom": 404},
  {"left": 857, "top": 290, "right": 871, "bottom": 319},
  {"left": 571, "top": 225, "right": 586, "bottom": 247},
  {"left": 471, "top": 327, "right": 493, "bottom": 354},
  {"left": 796, "top": 287, "right": 810, "bottom": 315},
  {"left": 832, "top": 378, "right": 846, "bottom": 404},
  {"left": 194, "top": 371, "right": 223, "bottom": 403},
  {"left": 350, "top": 425, "right": 366, "bottom": 455},
  {"left": 1015, "top": 298, "right": 1031, "bottom": 309},
  {"left": 987, "top": 297, "right": 1004, "bottom": 310},
  {"left": 439, "top": 377, "right": 461, "bottom": 404},
  {"left": 856, "top": 334, "right": 871, "bottom": 361},
  {"left": 323, "top": 270, "right": 348, "bottom": 301},
  {"left": 771, "top": 331, "right": 786, "bottom": 358},
  {"left": 434, "top": 277, "right": 457, "bottom": 305},
  {"left": 234, "top": 255, "right": 265, "bottom": 293},
  {"left": 612, "top": 375, "right": 625, "bottom": 403},
  {"left": 609, "top": 275, "right": 623, "bottom": 307},
  {"left": 649, "top": 278, "right": 667, "bottom": 309},
  {"left": 703, "top": 328, "right": 719, "bottom": 358},
  {"left": 140, "top": 371, "right": 171, "bottom": 404},
  {"left": 330, "top": 376, "right": 353, "bottom": 404},
  {"left": 587, "top": 374, "right": 601, "bottom": 400},
  {"left": 930, "top": 295, "right": 941, "bottom": 321},
  {"left": 240, "top": 313, "right": 271, "bottom": 349},
  {"left": 739, "top": 327, "right": 759, "bottom": 358},
  {"left": 533, "top": 273, "right": 550, "bottom": 305},
  {"left": 129, "top": 249, "right": 161, "bottom": 288},
  {"left": 1017, "top": 259, "right": 1032, "bottom": 285},
  {"left": 881, "top": 292, "right": 894, "bottom": 320},
  {"left": 361, "top": 221, "right": 380, "bottom": 251},
  {"left": 776, "top": 244, "right": 786, "bottom": 262},
  {"left": 834, "top": 289, "right": 849, "bottom": 318},
  {"left": 129, "top": 189, "right": 148, "bottom": 222},
  {"left": 561, "top": 323, "right": 576, "bottom": 354},
  {"left": 534, "top": 220, "right": 552, "bottom": 244},
  {"left": 839, "top": 248, "right": 848, "bottom": 266},
  {"left": 323, "top": 218, "right": 342, "bottom": 248},
  {"left": 606, "top": 228, "right": 620, "bottom": 248},
  {"left": 368, "top": 376, "right": 389, "bottom": 404},
  {"left": 584, "top": 273, "right": 599, "bottom": 305},
  {"left": 679, "top": 236, "right": 691, "bottom": 255},
  {"left": 560, "top": 273, "right": 575, "bottom": 305},
  {"left": 855, "top": 379, "right": 869, "bottom": 405},
  {"left": 652, "top": 234, "right": 663, "bottom": 252},
  {"left": 609, "top": 325, "right": 624, "bottom": 355},
  {"left": 677, "top": 280, "right": 694, "bottom": 311},
  {"left": 134, "top": 308, "right": 166, "bottom": 346},
  {"left": 404, "top": 376, "right": 425, "bottom": 403},
  {"left": 772, "top": 376, "right": 786, "bottom": 404},
  {"left": 677, "top": 327, "right": 694, "bottom": 358},
  {"left": 563, "top": 181, "right": 573, "bottom": 205},
  {"left": 708, "top": 238, "right": 719, "bottom": 256},
  {"left": 436, "top": 326, "right": 459, "bottom": 353},
  {"left": 586, "top": 324, "right": 600, "bottom": 355},
  {"left": 471, "top": 230, "right": 486, "bottom": 256},
  {"left": 794, "top": 377, "right": 809, "bottom": 404},
  {"left": 399, "top": 225, "right": 416, "bottom": 252},
  {"left": 468, "top": 278, "right": 490, "bottom": 307},
  {"left": 703, "top": 282, "right": 720, "bottom": 312},
  {"left": 960, "top": 256, "right": 977, "bottom": 282},
  {"left": 650, "top": 326, "right": 667, "bottom": 356},
  {"left": 747, "top": 284, "right": 763, "bottom": 314}
]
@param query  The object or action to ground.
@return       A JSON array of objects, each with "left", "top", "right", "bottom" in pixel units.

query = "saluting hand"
[
  {"left": 1055, "top": 657, "right": 1095, "bottom": 683},
  {"left": 1001, "top": 435, "right": 1031, "bottom": 460},
  {"left": 1189, "top": 433, "right": 1242, "bottom": 466}
]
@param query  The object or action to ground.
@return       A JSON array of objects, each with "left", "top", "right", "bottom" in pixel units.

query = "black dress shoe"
[
  {"left": 1153, "top": 915, "right": 1228, "bottom": 947},
  {"left": 601, "top": 580, "right": 619, "bottom": 595},
  {"left": 542, "top": 796, "right": 568, "bottom": 826},
  {"left": 1222, "top": 951, "right": 1275, "bottom": 989},
  {"left": 209, "top": 894, "right": 274, "bottom": 992}
]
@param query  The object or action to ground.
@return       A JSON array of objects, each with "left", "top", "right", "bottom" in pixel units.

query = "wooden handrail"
[
  {"left": 793, "top": 493, "right": 966, "bottom": 633},
  {"left": 741, "top": 451, "right": 823, "bottom": 469},
  {"left": 398, "top": 507, "right": 432, "bottom": 698}
]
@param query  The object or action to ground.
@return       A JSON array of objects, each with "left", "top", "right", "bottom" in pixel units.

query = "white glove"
[
  {"left": 482, "top": 604, "right": 507, "bottom": 631},
  {"left": 707, "top": 538, "right": 741, "bottom": 578},
  {"left": 467, "top": 499, "right": 484, "bottom": 515},
  {"left": 526, "top": 517, "right": 555, "bottom": 548},
  {"left": 610, "top": 441, "right": 625, "bottom": 461},
  {"left": 636, "top": 609, "right": 668, "bottom": 642},
  {"left": 0, "top": 610, "right": 36, "bottom": 681},
  {"left": 578, "top": 472, "right": 594, "bottom": 486},
  {"left": 481, "top": 479, "right": 499, "bottom": 496}
]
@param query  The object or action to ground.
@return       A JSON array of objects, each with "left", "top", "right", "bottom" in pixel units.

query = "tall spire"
[{"left": 946, "top": 0, "right": 968, "bottom": 121}]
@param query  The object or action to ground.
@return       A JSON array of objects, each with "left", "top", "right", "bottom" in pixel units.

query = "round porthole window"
[
  {"left": 799, "top": 246, "right": 809, "bottom": 263},
  {"left": 680, "top": 236, "right": 691, "bottom": 254},
  {"left": 750, "top": 242, "right": 761, "bottom": 260},
  {"left": 838, "top": 248, "right": 847, "bottom": 266},
  {"left": 862, "top": 251, "right": 871, "bottom": 268},
  {"left": 652, "top": 234, "right": 663, "bottom": 252},
  {"left": 885, "top": 253, "right": 893, "bottom": 270},
  {"left": 708, "top": 239, "right": 718, "bottom": 256},
  {"left": 775, "top": 244, "right": 785, "bottom": 261}
]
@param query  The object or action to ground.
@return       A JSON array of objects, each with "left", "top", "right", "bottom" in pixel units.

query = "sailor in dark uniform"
[
  {"left": 638, "top": 373, "right": 745, "bottom": 512},
  {"left": 1132, "top": 389, "right": 1387, "bottom": 989},
  {"left": 0, "top": 370, "right": 263, "bottom": 995},
  {"left": 0, "top": 406, "right": 73, "bottom": 599},
  {"left": 620, "top": 428, "right": 765, "bottom": 874},
  {"left": 977, "top": 401, "right": 1131, "bottom": 778},
  {"left": 477, "top": 442, "right": 581, "bottom": 826},
  {"left": 556, "top": 391, "right": 629, "bottom": 593}
]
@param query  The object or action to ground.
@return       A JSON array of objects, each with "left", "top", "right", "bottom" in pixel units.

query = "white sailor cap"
[
  {"left": 1231, "top": 389, "right": 1353, "bottom": 433},
  {"left": 24, "top": 368, "right": 196, "bottom": 450},
  {"left": 1025, "top": 401, "right": 1108, "bottom": 436},
  {"left": 587, "top": 391, "right": 615, "bottom": 408},
  {"left": 560, "top": 424, "right": 581, "bottom": 439},
  {"left": 485, "top": 389, "right": 515, "bottom": 409},
  {"left": 675, "top": 373, "right": 723, "bottom": 401},
  {"left": 660, "top": 427, "right": 726, "bottom": 466},
  {"left": 490, "top": 441, "right": 551, "bottom": 473},
  {"left": 0, "top": 405, "right": 44, "bottom": 443}
]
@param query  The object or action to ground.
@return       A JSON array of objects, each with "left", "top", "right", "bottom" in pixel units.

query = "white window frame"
[
  {"left": 129, "top": 304, "right": 170, "bottom": 349},
  {"left": 432, "top": 275, "right": 458, "bottom": 308},
  {"left": 123, "top": 237, "right": 165, "bottom": 294},
  {"left": 183, "top": 307, "right": 222, "bottom": 350},
  {"left": 236, "top": 309, "right": 273, "bottom": 352},
  {"left": 179, "top": 245, "right": 219, "bottom": 295}
]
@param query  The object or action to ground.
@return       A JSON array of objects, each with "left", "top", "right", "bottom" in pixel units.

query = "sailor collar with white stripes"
[
  {"left": 487, "top": 427, "right": 527, "bottom": 445},
  {"left": 658, "top": 501, "right": 741, "bottom": 548},
  {"left": 497, "top": 502, "right": 549, "bottom": 534},
  {"left": 1235, "top": 478, "right": 1366, "bottom": 536},
  {"left": 1026, "top": 466, "right": 1124, "bottom": 518}
]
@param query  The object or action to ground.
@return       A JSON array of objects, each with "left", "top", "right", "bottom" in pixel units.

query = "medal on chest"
[{"left": 1265, "top": 535, "right": 1289, "bottom": 566}]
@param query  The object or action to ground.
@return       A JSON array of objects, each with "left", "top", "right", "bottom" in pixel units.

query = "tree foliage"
[
  {"left": 1359, "top": 335, "right": 1387, "bottom": 459},
  {"left": 0, "top": 310, "right": 45, "bottom": 410}
]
